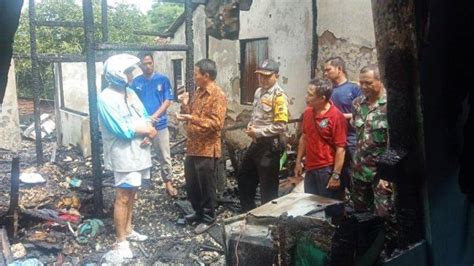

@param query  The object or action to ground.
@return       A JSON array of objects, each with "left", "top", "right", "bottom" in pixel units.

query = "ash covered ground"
[{"left": 1, "top": 133, "right": 242, "bottom": 265}]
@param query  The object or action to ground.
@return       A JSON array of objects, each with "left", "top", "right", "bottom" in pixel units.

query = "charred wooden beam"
[
  {"left": 83, "top": 0, "right": 104, "bottom": 216},
  {"left": 371, "top": 0, "right": 425, "bottom": 252},
  {"left": 133, "top": 31, "right": 174, "bottom": 38},
  {"left": 101, "top": 0, "right": 108, "bottom": 43},
  {"left": 205, "top": 0, "right": 239, "bottom": 40},
  {"left": 96, "top": 43, "right": 189, "bottom": 51},
  {"left": 13, "top": 53, "right": 93, "bottom": 62},
  {"left": 310, "top": 0, "right": 318, "bottom": 79},
  {"left": 201, "top": 243, "right": 224, "bottom": 253},
  {"left": 33, "top": 20, "right": 82, "bottom": 28},
  {"left": 6, "top": 157, "right": 19, "bottom": 239},
  {"left": 101, "top": 0, "right": 109, "bottom": 61},
  {"left": 160, "top": 0, "right": 206, "bottom": 3},
  {"left": 0, "top": 227, "right": 13, "bottom": 264},
  {"left": 28, "top": 0, "right": 44, "bottom": 165},
  {"left": 185, "top": 0, "right": 195, "bottom": 92},
  {"left": 7, "top": 157, "right": 19, "bottom": 215}
]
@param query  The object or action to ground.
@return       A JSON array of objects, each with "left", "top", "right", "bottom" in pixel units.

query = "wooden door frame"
[{"left": 239, "top": 37, "right": 268, "bottom": 105}]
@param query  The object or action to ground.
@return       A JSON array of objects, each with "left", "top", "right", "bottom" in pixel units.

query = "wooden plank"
[
  {"left": 0, "top": 227, "right": 13, "bottom": 264},
  {"left": 241, "top": 38, "right": 268, "bottom": 104},
  {"left": 7, "top": 157, "right": 19, "bottom": 238}
]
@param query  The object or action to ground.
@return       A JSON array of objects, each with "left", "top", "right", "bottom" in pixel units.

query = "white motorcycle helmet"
[{"left": 103, "top": 53, "right": 140, "bottom": 89}]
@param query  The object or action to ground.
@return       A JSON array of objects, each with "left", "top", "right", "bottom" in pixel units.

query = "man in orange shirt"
[{"left": 177, "top": 59, "right": 227, "bottom": 234}]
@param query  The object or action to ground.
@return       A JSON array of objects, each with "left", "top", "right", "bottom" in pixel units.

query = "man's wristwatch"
[{"left": 331, "top": 172, "right": 340, "bottom": 180}]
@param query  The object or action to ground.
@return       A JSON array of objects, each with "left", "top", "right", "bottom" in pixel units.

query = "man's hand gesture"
[
  {"left": 176, "top": 113, "right": 192, "bottom": 121},
  {"left": 178, "top": 92, "right": 189, "bottom": 105}
]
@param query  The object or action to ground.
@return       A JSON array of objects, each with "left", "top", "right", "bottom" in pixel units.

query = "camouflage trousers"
[
  {"left": 351, "top": 178, "right": 394, "bottom": 218},
  {"left": 351, "top": 178, "right": 399, "bottom": 254}
]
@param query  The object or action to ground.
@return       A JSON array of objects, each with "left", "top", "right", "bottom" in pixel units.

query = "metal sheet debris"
[
  {"left": 249, "top": 193, "right": 343, "bottom": 218},
  {"left": 22, "top": 114, "right": 55, "bottom": 140}
]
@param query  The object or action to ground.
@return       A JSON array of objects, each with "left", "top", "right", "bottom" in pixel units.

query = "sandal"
[{"left": 165, "top": 182, "right": 178, "bottom": 198}]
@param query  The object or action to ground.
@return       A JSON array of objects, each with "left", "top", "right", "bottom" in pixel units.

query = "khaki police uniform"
[{"left": 237, "top": 83, "right": 289, "bottom": 212}]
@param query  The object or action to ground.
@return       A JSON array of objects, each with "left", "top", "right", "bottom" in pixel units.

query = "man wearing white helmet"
[{"left": 98, "top": 53, "right": 157, "bottom": 258}]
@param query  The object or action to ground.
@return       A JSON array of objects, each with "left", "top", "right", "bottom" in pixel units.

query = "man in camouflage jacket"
[{"left": 351, "top": 65, "right": 393, "bottom": 217}]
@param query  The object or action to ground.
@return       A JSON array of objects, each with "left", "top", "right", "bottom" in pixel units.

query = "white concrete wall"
[
  {"left": 237, "top": 0, "right": 313, "bottom": 119},
  {"left": 60, "top": 62, "right": 103, "bottom": 114},
  {"left": 149, "top": 0, "right": 375, "bottom": 148},
  {"left": 317, "top": 0, "right": 375, "bottom": 46},
  {"left": 208, "top": 37, "right": 240, "bottom": 118},
  {"left": 208, "top": 0, "right": 312, "bottom": 148},
  {"left": 316, "top": 0, "right": 377, "bottom": 80},
  {"left": 58, "top": 110, "right": 91, "bottom": 157},
  {"left": 54, "top": 62, "right": 103, "bottom": 157},
  {"left": 154, "top": 2, "right": 313, "bottom": 120},
  {"left": 0, "top": 60, "right": 21, "bottom": 152}
]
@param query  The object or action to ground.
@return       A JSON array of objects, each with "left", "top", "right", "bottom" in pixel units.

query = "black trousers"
[
  {"left": 304, "top": 166, "right": 343, "bottom": 199},
  {"left": 341, "top": 145, "right": 355, "bottom": 191},
  {"left": 237, "top": 137, "right": 282, "bottom": 212},
  {"left": 184, "top": 156, "right": 217, "bottom": 217}
]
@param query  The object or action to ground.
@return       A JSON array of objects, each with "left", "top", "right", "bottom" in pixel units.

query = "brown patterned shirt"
[{"left": 180, "top": 82, "right": 227, "bottom": 158}]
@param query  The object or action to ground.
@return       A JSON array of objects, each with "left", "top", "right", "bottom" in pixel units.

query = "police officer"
[{"left": 237, "top": 59, "right": 289, "bottom": 212}]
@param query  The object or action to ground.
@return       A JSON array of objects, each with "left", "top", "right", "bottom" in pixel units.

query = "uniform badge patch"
[
  {"left": 319, "top": 118, "right": 329, "bottom": 128},
  {"left": 157, "top": 84, "right": 162, "bottom": 91}
]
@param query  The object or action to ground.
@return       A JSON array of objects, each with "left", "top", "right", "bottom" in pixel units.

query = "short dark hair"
[
  {"left": 325, "top": 56, "right": 347, "bottom": 75},
  {"left": 138, "top": 52, "right": 153, "bottom": 61},
  {"left": 308, "top": 78, "right": 333, "bottom": 101},
  {"left": 360, "top": 65, "right": 380, "bottom": 80},
  {"left": 195, "top": 59, "right": 217, "bottom": 80}
]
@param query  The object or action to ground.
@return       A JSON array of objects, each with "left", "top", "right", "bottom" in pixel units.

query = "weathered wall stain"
[{"left": 316, "top": 30, "right": 377, "bottom": 81}]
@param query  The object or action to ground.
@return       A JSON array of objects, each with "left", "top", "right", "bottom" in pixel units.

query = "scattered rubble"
[
  {"left": 22, "top": 114, "right": 55, "bottom": 140},
  {"left": 18, "top": 173, "right": 45, "bottom": 184},
  {"left": 1, "top": 113, "right": 404, "bottom": 265},
  {"left": 1, "top": 132, "right": 244, "bottom": 264},
  {"left": 11, "top": 243, "right": 26, "bottom": 259}
]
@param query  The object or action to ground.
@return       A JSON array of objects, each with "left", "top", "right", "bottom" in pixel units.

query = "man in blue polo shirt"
[
  {"left": 324, "top": 56, "right": 362, "bottom": 192},
  {"left": 130, "top": 52, "right": 177, "bottom": 197}
]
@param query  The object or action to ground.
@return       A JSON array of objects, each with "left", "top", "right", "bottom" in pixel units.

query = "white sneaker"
[
  {"left": 126, "top": 230, "right": 148, "bottom": 242},
  {"left": 114, "top": 240, "right": 133, "bottom": 259},
  {"left": 102, "top": 249, "right": 125, "bottom": 264}
]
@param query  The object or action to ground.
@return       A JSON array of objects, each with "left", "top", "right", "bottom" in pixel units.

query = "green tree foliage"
[
  {"left": 14, "top": 0, "right": 157, "bottom": 99},
  {"left": 147, "top": 2, "right": 184, "bottom": 33}
]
